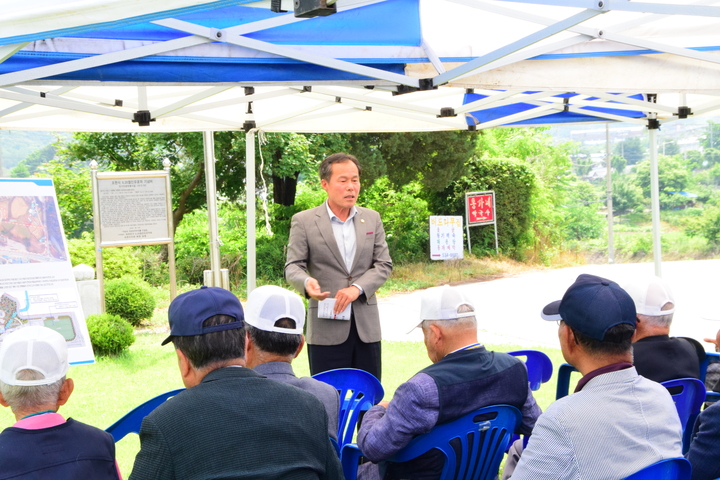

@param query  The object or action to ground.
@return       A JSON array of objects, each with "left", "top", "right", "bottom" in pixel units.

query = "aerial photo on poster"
[{"left": 0, "top": 195, "right": 67, "bottom": 264}]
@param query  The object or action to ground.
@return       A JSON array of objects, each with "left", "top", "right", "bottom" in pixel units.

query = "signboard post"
[
  {"left": 429, "top": 216, "right": 464, "bottom": 260},
  {"left": 91, "top": 164, "right": 176, "bottom": 311},
  {"left": 0, "top": 178, "right": 95, "bottom": 365},
  {"left": 465, "top": 191, "right": 498, "bottom": 255}
]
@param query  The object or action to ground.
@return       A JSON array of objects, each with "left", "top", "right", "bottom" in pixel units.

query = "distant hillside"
[{"left": 0, "top": 131, "right": 70, "bottom": 175}]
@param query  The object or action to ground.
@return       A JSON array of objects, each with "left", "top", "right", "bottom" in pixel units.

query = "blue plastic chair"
[
  {"left": 507, "top": 350, "right": 553, "bottom": 391},
  {"left": 621, "top": 457, "right": 692, "bottom": 480},
  {"left": 312, "top": 368, "right": 384, "bottom": 448},
  {"left": 555, "top": 363, "right": 580, "bottom": 400},
  {"left": 661, "top": 378, "right": 706, "bottom": 454},
  {"left": 106, "top": 388, "right": 184, "bottom": 442},
  {"left": 341, "top": 405, "right": 521, "bottom": 480}
]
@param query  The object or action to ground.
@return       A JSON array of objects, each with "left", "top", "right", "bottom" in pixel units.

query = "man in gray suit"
[
  {"left": 245, "top": 284, "right": 340, "bottom": 441},
  {"left": 285, "top": 152, "right": 392, "bottom": 379}
]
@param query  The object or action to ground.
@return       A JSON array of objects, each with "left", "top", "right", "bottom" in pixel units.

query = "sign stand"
[
  {"left": 465, "top": 191, "right": 498, "bottom": 255},
  {"left": 91, "top": 161, "right": 177, "bottom": 312}
]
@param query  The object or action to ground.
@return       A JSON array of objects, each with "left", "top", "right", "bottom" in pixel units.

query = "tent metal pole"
[
  {"left": 606, "top": 123, "right": 614, "bottom": 264},
  {"left": 246, "top": 129, "right": 257, "bottom": 295},
  {"left": 648, "top": 127, "right": 662, "bottom": 277},
  {"left": 203, "top": 130, "right": 222, "bottom": 287}
]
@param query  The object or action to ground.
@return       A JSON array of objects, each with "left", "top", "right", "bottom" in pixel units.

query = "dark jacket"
[
  {"left": 0, "top": 418, "right": 119, "bottom": 480},
  {"left": 129, "top": 366, "right": 342, "bottom": 480}
]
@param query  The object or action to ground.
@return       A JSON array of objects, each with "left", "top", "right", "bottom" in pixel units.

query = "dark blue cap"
[
  {"left": 161, "top": 286, "right": 244, "bottom": 346},
  {"left": 540, "top": 274, "right": 636, "bottom": 341}
]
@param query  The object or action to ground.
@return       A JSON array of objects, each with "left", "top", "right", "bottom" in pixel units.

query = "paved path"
[{"left": 378, "top": 259, "right": 720, "bottom": 350}]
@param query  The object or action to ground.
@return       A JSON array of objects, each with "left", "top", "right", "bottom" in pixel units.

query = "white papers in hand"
[{"left": 318, "top": 298, "right": 352, "bottom": 320}]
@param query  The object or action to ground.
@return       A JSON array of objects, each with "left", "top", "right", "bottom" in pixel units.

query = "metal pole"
[
  {"left": 203, "top": 131, "right": 222, "bottom": 287},
  {"left": 464, "top": 194, "right": 472, "bottom": 254},
  {"left": 606, "top": 123, "right": 614, "bottom": 264},
  {"left": 246, "top": 130, "right": 257, "bottom": 295},
  {"left": 163, "top": 159, "right": 177, "bottom": 300},
  {"left": 649, "top": 127, "right": 662, "bottom": 277},
  {"left": 89, "top": 161, "right": 105, "bottom": 313}
]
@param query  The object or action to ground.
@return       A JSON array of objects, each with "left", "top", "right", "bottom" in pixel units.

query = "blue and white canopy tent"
[{"left": 2, "top": 0, "right": 720, "bottom": 286}]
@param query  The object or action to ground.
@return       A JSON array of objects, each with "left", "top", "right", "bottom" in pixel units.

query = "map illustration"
[
  {"left": 0, "top": 292, "right": 84, "bottom": 347},
  {"left": 0, "top": 196, "right": 67, "bottom": 264}
]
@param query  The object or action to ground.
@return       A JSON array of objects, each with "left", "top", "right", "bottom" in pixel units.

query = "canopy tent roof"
[{"left": 1, "top": 0, "right": 720, "bottom": 133}]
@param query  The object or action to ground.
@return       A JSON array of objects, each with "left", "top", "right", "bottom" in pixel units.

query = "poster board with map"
[{"left": 0, "top": 178, "right": 95, "bottom": 365}]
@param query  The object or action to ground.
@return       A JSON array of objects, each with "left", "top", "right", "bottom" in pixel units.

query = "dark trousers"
[{"left": 308, "top": 314, "right": 382, "bottom": 381}]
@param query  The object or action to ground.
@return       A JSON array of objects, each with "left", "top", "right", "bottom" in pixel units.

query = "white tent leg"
[
  {"left": 203, "top": 130, "right": 222, "bottom": 287},
  {"left": 246, "top": 129, "right": 256, "bottom": 295},
  {"left": 648, "top": 127, "right": 662, "bottom": 277}
]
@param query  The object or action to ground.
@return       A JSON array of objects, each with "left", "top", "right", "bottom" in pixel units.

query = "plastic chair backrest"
[
  {"left": 312, "top": 368, "right": 384, "bottom": 447},
  {"left": 621, "top": 457, "right": 692, "bottom": 480},
  {"left": 106, "top": 388, "right": 184, "bottom": 442},
  {"left": 555, "top": 363, "right": 580, "bottom": 400},
  {"left": 661, "top": 377, "right": 707, "bottom": 454},
  {"left": 507, "top": 350, "right": 553, "bottom": 391},
  {"left": 386, "top": 404, "right": 522, "bottom": 480}
]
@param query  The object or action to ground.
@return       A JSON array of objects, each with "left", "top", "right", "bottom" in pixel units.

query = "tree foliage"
[
  {"left": 34, "top": 159, "right": 93, "bottom": 237},
  {"left": 614, "top": 136, "right": 646, "bottom": 165},
  {"left": 348, "top": 131, "right": 477, "bottom": 191},
  {"left": 635, "top": 156, "right": 691, "bottom": 209}
]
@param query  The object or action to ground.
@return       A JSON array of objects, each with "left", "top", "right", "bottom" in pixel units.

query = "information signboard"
[
  {"left": 96, "top": 172, "right": 171, "bottom": 247},
  {"left": 0, "top": 178, "right": 95, "bottom": 365},
  {"left": 465, "top": 190, "right": 498, "bottom": 254},
  {"left": 467, "top": 192, "right": 495, "bottom": 225},
  {"left": 429, "top": 216, "right": 464, "bottom": 260}
]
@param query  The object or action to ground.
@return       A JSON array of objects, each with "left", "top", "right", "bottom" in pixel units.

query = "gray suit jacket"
[
  {"left": 285, "top": 202, "right": 392, "bottom": 345},
  {"left": 254, "top": 361, "right": 340, "bottom": 440}
]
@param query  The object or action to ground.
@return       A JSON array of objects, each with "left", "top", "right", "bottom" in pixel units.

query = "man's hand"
[
  {"left": 334, "top": 286, "right": 361, "bottom": 314},
  {"left": 305, "top": 278, "right": 330, "bottom": 302},
  {"left": 378, "top": 400, "right": 390, "bottom": 408},
  {"left": 705, "top": 331, "right": 720, "bottom": 352}
]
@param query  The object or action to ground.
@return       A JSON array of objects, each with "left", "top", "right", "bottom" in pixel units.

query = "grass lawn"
[{"left": 0, "top": 330, "right": 570, "bottom": 477}]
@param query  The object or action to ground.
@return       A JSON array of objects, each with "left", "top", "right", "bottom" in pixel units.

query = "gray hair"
[
  {"left": 638, "top": 302, "right": 674, "bottom": 328},
  {"left": 421, "top": 304, "right": 477, "bottom": 330},
  {"left": 0, "top": 369, "right": 64, "bottom": 415}
]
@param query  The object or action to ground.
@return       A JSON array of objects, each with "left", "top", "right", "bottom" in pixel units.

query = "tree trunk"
[{"left": 272, "top": 174, "right": 299, "bottom": 206}]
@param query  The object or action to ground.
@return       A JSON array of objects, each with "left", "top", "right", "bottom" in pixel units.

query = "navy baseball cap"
[
  {"left": 540, "top": 274, "right": 636, "bottom": 341},
  {"left": 161, "top": 286, "right": 244, "bottom": 346}
]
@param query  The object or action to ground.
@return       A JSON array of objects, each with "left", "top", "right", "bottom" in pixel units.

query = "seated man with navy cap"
[
  {"left": 510, "top": 274, "right": 683, "bottom": 480},
  {"left": 129, "top": 286, "right": 342, "bottom": 480},
  {"left": 244, "top": 285, "right": 340, "bottom": 441}
]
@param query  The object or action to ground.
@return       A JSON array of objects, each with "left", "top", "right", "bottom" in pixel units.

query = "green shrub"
[
  {"left": 104, "top": 277, "right": 156, "bottom": 326},
  {"left": 67, "top": 232, "right": 142, "bottom": 280},
  {"left": 362, "top": 178, "right": 431, "bottom": 263},
  {"left": 86, "top": 313, "right": 135, "bottom": 356}
]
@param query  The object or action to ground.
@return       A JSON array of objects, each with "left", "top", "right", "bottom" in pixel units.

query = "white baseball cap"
[
  {"left": 408, "top": 285, "right": 475, "bottom": 333},
  {"left": 245, "top": 285, "right": 305, "bottom": 334},
  {"left": 0, "top": 326, "right": 69, "bottom": 386},
  {"left": 623, "top": 276, "right": 675, "bottom": 316}
]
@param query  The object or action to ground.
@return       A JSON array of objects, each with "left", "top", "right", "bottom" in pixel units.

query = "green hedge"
[
  {"left": 104, "top": 277, "right": 156, "bottom": 326},
  {"left": 87, "top": 313, "right": 135, "bottom": 356}
]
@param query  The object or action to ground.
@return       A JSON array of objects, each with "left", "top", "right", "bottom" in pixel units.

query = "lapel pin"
[{"left": 361, "top": 218, "right": 365, "bottom": 223}]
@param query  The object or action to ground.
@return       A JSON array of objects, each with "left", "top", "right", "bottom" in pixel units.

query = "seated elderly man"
[
  {"left": 129, "top": 286, "right": 341, "bottom": 480},
  {"left": 624, "top": 275, "right": 704, "bottom": 382},
  {"left": 244, "top": 285, "right": 340, "bottom": 441},
  {"left": 0, "top": 326, "right": 120, "bottom": 479},
  {"left": 510, "top": 274, "right": 682, "bottom": 480},
  {"left": 357, "top": 285, "right": 541, "bottom": 480}
]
